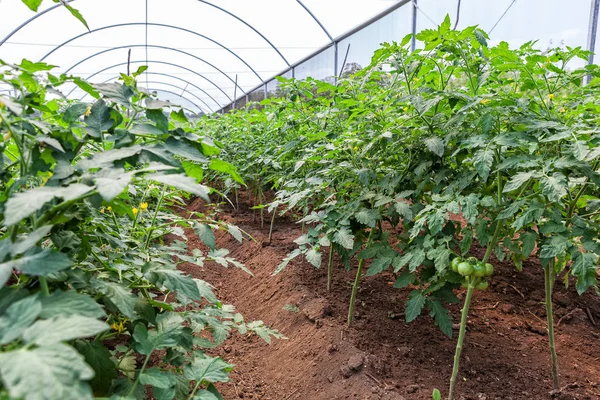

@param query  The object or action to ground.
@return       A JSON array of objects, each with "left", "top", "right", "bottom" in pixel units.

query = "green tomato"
[
  {"left": 476, "top": 281, "right": 489, "bottom": 290},
  {"left": 467, "top": 257, "right": 478, "bottom": 264},
  {"left": 451, "top": 257, "right": 462, "bottom": 273},
  {"left": 472, "top": 262, "right": 486, "bottom": 278},
  {"left": 484, "top": 263, "right": 494, "bottom": 277},
  {"left": 457, "top": 262, "right": 474, "bottom": 276}
]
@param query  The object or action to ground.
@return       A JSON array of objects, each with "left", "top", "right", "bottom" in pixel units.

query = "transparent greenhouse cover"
[{"left": 0, "top": 0, "right": 597, "bottom": 114}]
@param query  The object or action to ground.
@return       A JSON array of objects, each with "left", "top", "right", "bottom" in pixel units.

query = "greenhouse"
[{"left": 0, "top": 0, "right": 599, "bottom": 399}]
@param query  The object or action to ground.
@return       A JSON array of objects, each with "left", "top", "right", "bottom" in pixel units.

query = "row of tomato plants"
[
  {"left": 200, "top": 17, "right": 600, "bottom": 399},
  {"left": 0, "top": 53, "right": 285, "bottom": 399}
]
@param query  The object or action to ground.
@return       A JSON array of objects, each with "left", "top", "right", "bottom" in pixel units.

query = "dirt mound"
[{"left": 180, "top": 197, "right": 600, "bottom": 400}]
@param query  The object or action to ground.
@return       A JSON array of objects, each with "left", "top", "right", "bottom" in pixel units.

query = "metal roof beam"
[
  {"left": 71, "top": 60, "right": 224, "bottom": 109},
  {"left": 64, "top": 44, "right": 247, "bottom": 95},
  {"left": 91, "top": 75, "right": 215, "bottom": 113},
  {"left": 36, "top": 23, "right": 263, "bottom": 82}
]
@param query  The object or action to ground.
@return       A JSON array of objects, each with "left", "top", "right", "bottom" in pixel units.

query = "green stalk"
[
  {"left": 449, "top": 165, "right": 503, "bottom": 400},
  {"left": 144, "top": 184, "right": 167, "bottom": 251},
  {"left": 259, "top": 189, "right": 264, "bottom": 228},
  {"left": 545, "top": 261, "right": 560, "bottom": 390},
  {"left": 39, "top": 277, "right": 50, "bottom": 296},
  {"left": 448, "top": 278, "right": 476, "bottom": 400},
  {"left": 327, "top": 244, "right": 334, "bottom": 292},
  {"left": 110, "top": 209, "right": 120, "bottom": 235},
  {"left": 127, "top": 353, "right": 151, "bottom": 397},
  {"left": 268, "top": 205, "right": 277, "bottom": 243},
  {"left": 347, "top": 229, "right": 376, "bottom": 327}
]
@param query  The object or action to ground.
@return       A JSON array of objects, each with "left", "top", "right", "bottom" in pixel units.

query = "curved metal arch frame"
[
  {"left": 91, "top": 74, "right": 214, "bottom": 113},
  {"left": 76, "top": 59, "right": 232, "bottom": 105},
  {"left": 38, "top": 23, "right": 263, "bottom": 82},
  {"left": 0, "top": 0, "right": 291, "bottom": 66},
  {"left": 296, "top": 0, "right": 333, "bottom": 42},
  {"left": 64, "top": 44, "right": 246, "bottom": 95},
  {"left": 71, "top": 60, "right": 224, "bottom": 109},
  {"left": 131, "top": 72, "right": 216, "bottom": 112},
  {"left": 80, "top": 79, "right": 208, "bottom": 114}
]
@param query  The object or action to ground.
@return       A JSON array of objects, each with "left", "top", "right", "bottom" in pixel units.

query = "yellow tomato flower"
[
  {"left": 480, "top": 99, "right": 491, "bottom": 105},
  {"left": 403, "top": 106, "right": 409, "bottom": 113},
  {"left": 353, "top": 146, "right": 358, "bottom": 152},
  {"left": 110, "top": 320, "right": 126, "bottom": 334},
  {"left": 84, "top": 105, "right": 92, "bottom": 117},
  {"left": 413, "top": 77, "right": 419, "bottom": 82},
  {"left": 559, "top": 107, "right": 566, "bottom": 113},
  {"left": 548, "top": 93, "right": 555, "bottom": 100},
  {"left": 107, "top": 206, "right": 112, "bottom": 212},
  {"left": 100, "top": 207, "right": 105, "bottom": 214},
  {"left": 140, "top": 202, "right": 149, "bottom": 211},
  {"left": 132, "top": 208, "right": 139, "bottom": 216}
]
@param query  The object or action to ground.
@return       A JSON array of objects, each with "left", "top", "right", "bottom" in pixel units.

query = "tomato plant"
[
  {"left": 0, "top": 58, "right": 283, "bottom": 400},
  {"left": 201, "top": 15, "right": 600, "bottom": 399}
]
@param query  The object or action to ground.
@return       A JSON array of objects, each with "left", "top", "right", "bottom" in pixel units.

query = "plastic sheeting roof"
[
  {"left": 0, "top": 0, "right": 598, "bottom": 114},
  {"left": 0, "top": 0, "right": 402, "bottom": 113}
]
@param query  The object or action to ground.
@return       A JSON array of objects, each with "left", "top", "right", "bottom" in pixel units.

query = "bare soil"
[{"left": 180, "top": 194, "right": 600, "bottom": 400}]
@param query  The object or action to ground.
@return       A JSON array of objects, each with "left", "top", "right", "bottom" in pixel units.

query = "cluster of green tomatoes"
[{"left": 451, "top": 256, "right": 494, "bottom": 290}]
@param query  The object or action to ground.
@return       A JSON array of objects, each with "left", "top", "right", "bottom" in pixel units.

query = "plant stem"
[
  {"left": 39, "top": 277, "right": 50, "bottom": 296},
  {"left": 448, "top": 279, "right": 475, "bottom": 400},
  {"left": 545, "top": 261, "right": 560, "bottom": 390},
  {"left": 144, "top": 184, "right": 167, "bottom": 251},
  {"left": 268, "top": 205, "right": 277, "bottom": 243},
  {"left": 128, "top": 353, "right": 151, "bottom": 397},
  {"left": 347, "top": 229, "right": 375, "bottom": 327},
  {"left": 327, "top": 244, "right": 334, "bottom": 292}
]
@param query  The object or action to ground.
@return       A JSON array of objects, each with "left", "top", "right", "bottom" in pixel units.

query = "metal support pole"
[
  {"left": 411, "top": 0, "right": 418, "bottom": 52},
  {"left": 334, "top": 42, "right": 339, "bottom": 84},
  {"left": 233, "top": 74, "right": 238, "bottom": 109},
  {"left": 587, "top": 0, "right": 600, "bottom": 83},
  {"left": 264, "top": 83, "right": 268, "bottom": 100}
]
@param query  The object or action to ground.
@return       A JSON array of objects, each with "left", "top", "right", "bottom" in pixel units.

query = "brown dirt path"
[{"left": 180, "top": 196, "right": 600, "bottom": 400}]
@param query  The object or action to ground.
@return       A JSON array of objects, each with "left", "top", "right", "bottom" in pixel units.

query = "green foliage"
[{"left": 0, "top": 57, "right": 280, "bottom": 399}]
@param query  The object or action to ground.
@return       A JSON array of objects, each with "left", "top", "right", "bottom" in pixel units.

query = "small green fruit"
[
  {"left": 484, "top": 263, "right": 494, "bottom": 276},
  {"left": 476, "top": 281, "right": 489, "bottom": 290},
  {"left": 451, "top": 257, "right": 462, "bottom": 273},
  {"left": 457, "top": 262, "right": 474, "bottom": 276},
  {"left": 473, "top": 262, "right": 486, "bottom": 278}
]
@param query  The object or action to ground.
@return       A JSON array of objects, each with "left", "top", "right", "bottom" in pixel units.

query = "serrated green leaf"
[
  {"left": 94, "top": 83, "right": 133, "bottom": 106},
  {"left": 366, "top": 254, "right": 394, "bottom": 276},
  {"left": 195, "top": 223, "right": 216, "bottom": 249},
  {"left": 0, "top": 249, "right": 72, "bottom": 276},
  {"left": 146, "top": 173, "right": 210, "bottom": 201},
  {"left": 73, "top": 341, "right": 116, "bottom": 396},
  {"left": 428, "top": 298, "right": 452, "bottom": 337},
  {"left": 355, "top": 209, "right": 379, "bottom": 228},
  {"left": 0, "top": 295, "right": 41, "bottom": 344},
  {"left": 143, "top": 264, "right": 200, "bottom": 301},
  {"left": 333, "top": 227, "right": 354, "bottom": 250},
  {"left": 0, "top": 344, "right": 94, "bottom": 400},
  {"left": 405, "top": 291, "right": 426, "bottom": 323},
  {"left": 209, "top": 159, "right": 244, "bottom": 184},
  {"left": 40, "top": 290, "right": 105, "bottom": 319},
  {"left": 393, "top": 270, "right": 416, "bottom": 288},
  {"left": 571, "top": 251, "right": 598, "bottom": 294},
  {"left": 425, "top": 137, "right": 444, "bottom": 157},
  {"left": 474, "top": 148, "right": 494, "bottom": 181},
  {"left": 22, "top": 315, "right": 108, "bottom": 346},
  {"left": 184, "top": 355, "right": 233, "bottom": 384},
  {"left": 305, "top": 247, "right": 322, "bottom": 268},
  {"left": 503, "top": 171, "right": 535, "bottom": 193}
]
